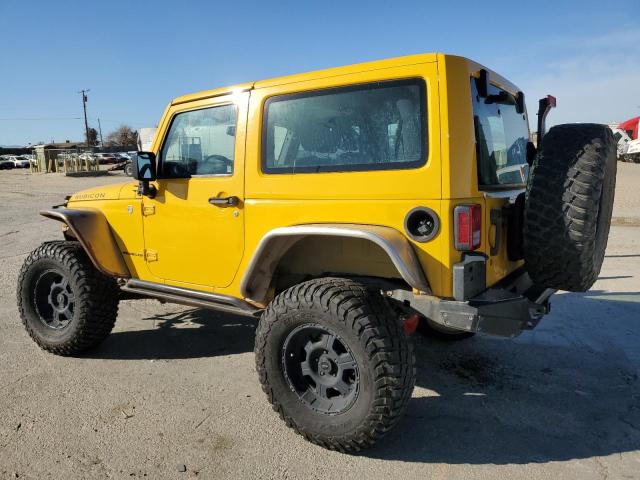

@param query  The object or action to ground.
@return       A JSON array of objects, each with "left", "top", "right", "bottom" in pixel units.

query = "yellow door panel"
[{"left": 141, "top": 91, "right": 248, "bottom": 289}]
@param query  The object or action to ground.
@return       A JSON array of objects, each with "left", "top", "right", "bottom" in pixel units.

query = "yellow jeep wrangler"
[{"left": 17, "top": 53, "right": 616, "bottom": 452}]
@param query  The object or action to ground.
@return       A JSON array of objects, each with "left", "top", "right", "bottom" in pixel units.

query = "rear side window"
[
  {"left": 262, "top": 79, "right": 427, "bottom": 174},
  {"left": 471, "top": 79, "right": 530, "bottom": 188}
]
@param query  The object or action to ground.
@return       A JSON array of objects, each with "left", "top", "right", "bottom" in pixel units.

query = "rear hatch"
[{"left": 470, "top": 77, "right": 530, "bottom": 287}]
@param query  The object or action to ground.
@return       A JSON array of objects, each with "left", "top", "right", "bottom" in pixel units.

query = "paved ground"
[
  {"left": 0, "top": 166, "right": 639, "bottom": 479},
  {"left": 611, "top": 162, "right": 640, "bottom": 225}
]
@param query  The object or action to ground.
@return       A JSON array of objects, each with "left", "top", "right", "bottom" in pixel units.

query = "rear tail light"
[{"left": 454, "top": 204, "right": 481, "bottom": 251}]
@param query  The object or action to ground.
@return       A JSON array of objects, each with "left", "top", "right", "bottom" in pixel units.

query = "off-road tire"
[
  {"left": 524, "top": 124, "right": 617, "bottom": 291},
  {"left": 417, "top": 317, "right": 475, "bottom": 341},
  {"left": 255, "top": 277, "right": 415, "bottom": 452},
  {"left": 17, "top": 241, "right": 119, "bottom": 355}
]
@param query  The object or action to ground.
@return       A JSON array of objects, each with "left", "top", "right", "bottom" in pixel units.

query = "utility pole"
[
  {"left": 97, "top": 117, "right": 104, "bottom": 149},
  {"left": 79, "top": 89, "right": 90, "bottom": 147}
]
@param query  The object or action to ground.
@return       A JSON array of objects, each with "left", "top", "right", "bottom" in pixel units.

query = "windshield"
[{"left": 471, "top": 78, "right": 529, "bottom": 189}]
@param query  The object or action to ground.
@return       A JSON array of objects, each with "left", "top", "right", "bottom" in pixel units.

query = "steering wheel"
[
  {"left": 164, "top": 161, "right": 191, "bottom": 178},
  {"left": 201, "top": 154, "right": 233, "bottom": 174}
]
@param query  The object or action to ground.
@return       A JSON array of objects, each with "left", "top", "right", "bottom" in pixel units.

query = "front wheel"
[
  {"left": 17, "top": 241, "right": 120, "bottom": 355},
  {"left": 255, "top": 277, "right": 415, "bottom": 452}
]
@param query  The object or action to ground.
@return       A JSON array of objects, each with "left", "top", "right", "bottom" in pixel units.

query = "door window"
[{"left": 160, "top": 104, "right": 237, "bottom": 177}]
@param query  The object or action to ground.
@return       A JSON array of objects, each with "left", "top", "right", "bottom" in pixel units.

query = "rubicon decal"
[{"left": 71, "top": 192, "right": 107, "bottom": 200}]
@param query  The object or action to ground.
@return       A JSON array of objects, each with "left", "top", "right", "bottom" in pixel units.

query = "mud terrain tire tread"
[
  {"left": 255, "top": 277, "right": 415, "bottom": 453},
  {"left": 524, "top": 124, "right": 617, "bottom": 291},
  {"left": 17, "top": 241, "right": 119, "bottom": 355}
]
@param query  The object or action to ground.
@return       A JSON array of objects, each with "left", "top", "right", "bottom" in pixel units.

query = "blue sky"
[{"left": 0, "top": 0, "right": 638, "bottom": 146}]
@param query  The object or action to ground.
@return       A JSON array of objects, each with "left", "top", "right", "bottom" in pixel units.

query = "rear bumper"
[{"left": 388, "top": 267, "right": 555, "bottom": 338}]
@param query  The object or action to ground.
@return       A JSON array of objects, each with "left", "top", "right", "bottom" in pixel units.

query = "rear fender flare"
[
  {"left": 40, "top": 207, "right": 130, "bottom": 278},
  {"left": 240, "top": 224, "right": 430, "bottom": 303}
]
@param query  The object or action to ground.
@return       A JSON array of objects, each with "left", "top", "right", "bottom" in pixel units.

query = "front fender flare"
[
  {"left": 40, "top": 207, "right": 130, "bottom": 278},
  {"left": 240, "top": 224, "right": 430, "bottom": 303}
]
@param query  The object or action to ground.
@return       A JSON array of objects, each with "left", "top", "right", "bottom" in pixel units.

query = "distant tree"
[
  {"left": 86, "top": 128, "right": 99, "bottom": 147},
  {"left": 105, "top": 125, "right": 137, "bottom": 148}
]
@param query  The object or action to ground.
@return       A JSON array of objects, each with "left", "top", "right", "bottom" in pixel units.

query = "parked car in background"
[
  {"left": 95, "top": 153, "right": 118, "bottom": 165},
  {"left": 6, "top": 155, "right": 32, "bottom": 168},
  {"left": 104, "top": 153, "right": 134, "bottom": 176},
  {"left": 0, "top": 158, "right": 14, "bottom": 169},
  {"left": 114, "top": 152, "right": 134, "bottom": 176},
  {"left": 23, "top": 154, "right": 37, "bottom": 167}
]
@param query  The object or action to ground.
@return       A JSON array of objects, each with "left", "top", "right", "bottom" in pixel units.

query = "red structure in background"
[{"left": 619, "top": 116, "right": 639, "bottom": 140}]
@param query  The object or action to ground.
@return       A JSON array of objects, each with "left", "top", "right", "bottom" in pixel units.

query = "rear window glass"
[
  {"left": 262, "top": 79, "right": 427, "bottom": 174},
  {"left": 471, "top": 78, "right": 530, "bottom": 188}
]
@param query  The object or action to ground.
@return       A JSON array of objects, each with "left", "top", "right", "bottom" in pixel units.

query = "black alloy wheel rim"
[
  {"left": 282, "top": 324, "right": 359, "bottom": 414},
  {"left": 34, "top": 270, "right": 75, "bottom": 330}
]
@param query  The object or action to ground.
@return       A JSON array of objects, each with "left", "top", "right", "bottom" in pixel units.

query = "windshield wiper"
[{"left": 484, "top": 91, "right": 512, "bottom": 105}]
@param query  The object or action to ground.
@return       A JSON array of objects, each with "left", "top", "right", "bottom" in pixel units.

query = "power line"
[
  {"left": 0, "top": 117, "right": 83, "bottom": 121},
  {"left": 0, "top": 116, "right": 149, "bottom": 125},
  {"left": 90, "top": 118, "right": 149, "bottom": 125}
]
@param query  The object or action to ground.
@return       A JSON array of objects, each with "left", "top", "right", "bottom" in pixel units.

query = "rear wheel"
[
  {"left": 524, "top": 124, "right": 617, "bottom": 291},
  {"left": 255, "top": 277, "right": 415, "bottom": 452},
  {"left": 17, "top": 241, "right": 120, "bottom": 355},
  {"left": 124, "top": 162, "right": 133, "bottom": 176}
]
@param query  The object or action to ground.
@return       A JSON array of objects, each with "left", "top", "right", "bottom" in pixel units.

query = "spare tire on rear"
[{"left": 524, "top": 123, "right": 617, "bottom": 292}]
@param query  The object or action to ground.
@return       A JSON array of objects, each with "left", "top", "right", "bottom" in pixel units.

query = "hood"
[{"left": 68, "top": 182, "right": 139, "bottom": 203}]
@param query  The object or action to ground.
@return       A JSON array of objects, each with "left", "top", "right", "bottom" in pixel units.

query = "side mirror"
[{"left": 133, "top": 151, "right": 157, "bottom": 198}]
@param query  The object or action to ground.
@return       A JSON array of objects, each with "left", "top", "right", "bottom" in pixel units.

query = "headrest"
[{"left": 298, "top": 122, "right": 339, "bottom": 154}]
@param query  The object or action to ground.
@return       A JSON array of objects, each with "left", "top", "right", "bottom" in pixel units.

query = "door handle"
[
  {"left": 489, "top": 208, "right": 504, "bottom": 256},
  {"left": 208, "top": 195, "right": 240, "bottom": 207}
]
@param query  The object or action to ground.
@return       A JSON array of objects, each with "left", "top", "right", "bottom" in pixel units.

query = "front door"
[{"left": 141, "top": 92, "right": 248, "bottom": 289}]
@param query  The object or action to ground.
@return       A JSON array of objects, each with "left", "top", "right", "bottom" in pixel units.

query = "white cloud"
[{"left": 519, "top": 29, "right": 640, "bottom": 127}]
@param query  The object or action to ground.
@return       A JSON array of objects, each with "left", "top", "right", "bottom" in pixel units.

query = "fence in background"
[{"left": 32, "top": 147, "right": 99, "bottom": 174}]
